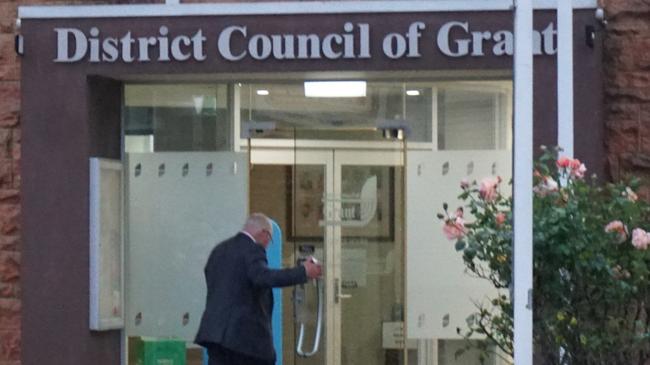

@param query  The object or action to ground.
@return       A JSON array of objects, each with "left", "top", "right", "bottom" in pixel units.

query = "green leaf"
[
  {"left": 580, "top": 334, "right": 588, "bottom": 345},
  {"left": 455, "top": 240, "right": 466, "bottom": 251}
]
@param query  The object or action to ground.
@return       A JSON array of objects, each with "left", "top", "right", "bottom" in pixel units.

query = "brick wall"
[
  {"left": 0, "top": 1, "right": 21, "bottom": 364},
  {"left": 603, "top": 0, "right": 650, "bottom": 199}
]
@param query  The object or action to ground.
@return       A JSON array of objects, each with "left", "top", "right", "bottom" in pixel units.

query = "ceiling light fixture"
[
  {"left": 304, "top": 81, "right": 366, "bottom": 98},
  {"left": 406, "top": 90, "right": 420, "bottom": 96},
  {"left": 256, "top": 89, "right": 270, "bottom": 96}
]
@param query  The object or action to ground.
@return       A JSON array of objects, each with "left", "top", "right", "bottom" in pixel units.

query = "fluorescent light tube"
[
  {"left": 406, "top": 90, "right": 420, "bottom": 96},
  {"left": 304, "top": 81, "right": 366, "bottom": 98},
  {"left": 256, "top": 89, "right": 269, "bottom": 96}
]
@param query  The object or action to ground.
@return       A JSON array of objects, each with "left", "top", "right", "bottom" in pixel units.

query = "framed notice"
[
  {"left": 89, "top": 158, "right": 124, "bottom": 331},
  {"left": 290, "top": 165, "right": 394, "bottom": 241},
  {"left": 339, "top": 166, "right": 394, "bottom": 241}
]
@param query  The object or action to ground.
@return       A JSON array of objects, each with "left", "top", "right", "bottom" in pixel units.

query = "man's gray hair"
[{"left": 243, "top": 213, "right": 273, "bottom": 235}]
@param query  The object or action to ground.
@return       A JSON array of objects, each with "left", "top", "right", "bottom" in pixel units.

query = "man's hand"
[{"left": 303, "top": 257, "right": 322, "bottom": 279}]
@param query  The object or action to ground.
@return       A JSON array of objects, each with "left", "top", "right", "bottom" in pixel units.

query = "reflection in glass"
[
  {"left": 124, "top": 84, "right": 231, "bottom": 152},
  {"left": 240, "top": 82, "right": 432, "bottom": 142}
]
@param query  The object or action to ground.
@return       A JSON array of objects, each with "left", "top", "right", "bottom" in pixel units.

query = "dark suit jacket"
[{"left": 195, "top": 232, "right": 307, "bottom": 361}]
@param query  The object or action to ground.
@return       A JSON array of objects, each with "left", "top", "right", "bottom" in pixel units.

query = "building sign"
[{"left": 54, "top": 21, "right": 557, "bottom": 63}]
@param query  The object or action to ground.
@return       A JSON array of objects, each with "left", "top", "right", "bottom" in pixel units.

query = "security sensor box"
[{"left": 128, "top": 336, "right": 187, "bottom": 365}]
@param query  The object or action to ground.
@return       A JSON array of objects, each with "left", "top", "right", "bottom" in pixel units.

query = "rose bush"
[{"left": 440, "top": 147, "right": 650, "bottom": 364}]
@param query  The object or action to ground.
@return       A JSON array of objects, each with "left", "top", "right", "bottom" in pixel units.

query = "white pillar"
[
  {"left": 513, "top": 0, "right": 534, "bottom": 363},
  {"left": 558, "top": 0, "right": 574, "bottom": 157}
]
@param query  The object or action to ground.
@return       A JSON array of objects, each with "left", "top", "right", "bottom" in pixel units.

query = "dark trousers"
[{"left": 207, "top": 344, "right": 274, "bottom": 365}]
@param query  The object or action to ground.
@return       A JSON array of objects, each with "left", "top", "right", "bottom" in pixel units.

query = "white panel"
[
  {"left": 125, "top": 152, "right": 248, "bottom": 341},
  {"left": 407, "top": 150, "right": 511, "bottom": 339},
  {"left": 89, "top": 158, "right": 124, "bottom": 331}
]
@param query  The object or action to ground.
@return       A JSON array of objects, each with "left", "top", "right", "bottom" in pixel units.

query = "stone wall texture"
[
  {"left": 0, "top": 0, "right": 648, "bottom": 364},
  {"left": 602, "top": 0, "right": 650, "bottom": 199},
  {"left": 0, "top": 1, "right": 21, "bottom": 364}
]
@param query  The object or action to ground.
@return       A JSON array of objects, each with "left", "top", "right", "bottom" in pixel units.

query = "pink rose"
[
  {"left": 569, "top": 158, "right": 582, "bottom": 170},
  {"left": 479, "top": 177, "right": 501, "bottom": 202},
  {"left": 605, "top": 220, "right": 628, "bottom": 244},
  {"left": 557, "top": 157, "right": 588, "bottom": 180},
  {"left": 443, "top": 217, "right": 466, "bottom": 240},
  {"left": 455, "top": 207, "right": 464, "bottom": 219},
  {"left": 495, "top": 212, "right": 506, "bottom": 226},
  {"left": 533, "top": 176, "right": 559, "bottom": 197},
  {"left": 625, "top": 187, "right": 638, "bottom": 202},
  {"left": 557, "top": 157, "right": 571, "bottom": 169},
  {"left": 460, "top": 178, "right": 470, "bottom": 190},
  {"left": 631, "top": 228, "right": 650, "bottom": 250},
  {"left": 570, "top": 163, "right": 587, "bottom": 179}
]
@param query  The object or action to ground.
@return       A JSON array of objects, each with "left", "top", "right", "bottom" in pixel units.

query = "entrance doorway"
[{"left": 250, "top": 146, "right": 408, "bottom": 365}]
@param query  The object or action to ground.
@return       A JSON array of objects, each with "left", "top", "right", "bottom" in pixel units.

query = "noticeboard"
[{"left": 89, "top": 158, "right": 124, "bottom": 331}]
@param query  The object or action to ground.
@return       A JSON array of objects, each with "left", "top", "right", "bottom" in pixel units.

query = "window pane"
[
  {"left": 240, "top": 82, "right": 432, "bottom": 142},
  {"left": 437, "top": 82, "right": 512, "bottom": 150},
  {"left": 124, "top": 84, "right": 230, "bottom": 152}
]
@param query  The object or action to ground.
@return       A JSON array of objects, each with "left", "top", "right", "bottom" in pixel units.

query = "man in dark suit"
[{"left": 195, "top": 213, "right": 321, "bottom": 365}]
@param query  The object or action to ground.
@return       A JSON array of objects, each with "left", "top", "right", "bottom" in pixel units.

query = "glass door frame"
[
  {"left": 331, "top": 149, "right": 405, "bottom": 365},
  {"left": 250, "top": 146, "right": 406, "bottom": 365},
  {"left": 250, "top": 148, "right": 337, "bottom": 365}
]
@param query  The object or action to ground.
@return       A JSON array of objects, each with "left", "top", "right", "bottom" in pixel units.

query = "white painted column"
[
  {"left": 514, "top": 0, "right": 534, "bottom": 364},
  {"left": 557, "top": 0, "right": 574, "bottom": 157}
]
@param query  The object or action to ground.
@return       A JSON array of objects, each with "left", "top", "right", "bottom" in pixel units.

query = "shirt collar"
[{"left": 240, "top": 230, "right": 256, "bottom": 243}]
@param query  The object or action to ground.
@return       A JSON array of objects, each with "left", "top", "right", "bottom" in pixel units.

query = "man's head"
[{"left": 243, "top": 213, "right": 273, "bottom": 249}]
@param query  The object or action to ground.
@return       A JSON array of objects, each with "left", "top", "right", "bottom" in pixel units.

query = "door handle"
[
  {"left": 335, "top": 278, "right": 352, "bottom": 303},
  {"left": 296, "top": 279, "right": 323, "bottom": 357}
]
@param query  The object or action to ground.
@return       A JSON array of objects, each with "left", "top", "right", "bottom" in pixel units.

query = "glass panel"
[
  {"left": 239, "top": 82, "right": 432, "bottom": 142},
  {"left": 437, "top": 82, "right": 512, "bottom": 151},
  {"left": 438, "top": 340, "right": 502, "bottom": 365},
  {"left": 250, "top": 151, "right": 328, "bottom": 365},
  {"left": 292, "top": 163, "right": 328, "bottom": 365},
  {"left": 405, "top": 150, "right": 513, "bottom": 365},
  {"left": 339, "top": 161, "right": 409, "bottom": 365},
  {"left": 124, "top": 84, "right": 231, "bottom": 152},
  {"left": 125, "top": 152, "right": 248, "bottom": 340}
]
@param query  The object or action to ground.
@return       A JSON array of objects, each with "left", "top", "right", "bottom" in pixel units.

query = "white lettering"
[
  {"left": 54, "top": 28, "right": 87, "bottom": 63},
  {"left": 542, "top": 23, "right": 557, "bottom": 55},
  {"left": 406, "top": 22, "right": 425, "bottom": 58},
  {"left": 383, "top": 33, "right": 407, "bottom": 59},
  {"left": 322, "top": 34, "right": 343, "bottom": 59},
  {"left": 218, "top": 25, "right": 247, "bottom": 61},
  {"left": 342, "top": 22, "right": 355, "bottom": 59},
  {"left": 120, "top": 32, "right": 135, "bottom": 63},
  {"left": 55, "top": 26, "right": 211, "bottom": 63},
  {"left": 52, "top": 21, "right": 560, "bottom": 64},
  {"left": 533, "top": 30, "right": 543, "bottom": 55},
  {"left": 88, "top": 27, "right": 101, "bottom": 62},
  {"left": 297, "top": 34, "right": 321, "bottom": 59},
  {"left": 437, "top": 21, "right": 470, "bottom": 57},
  {"left": 138, "top": 36, "right": 157, "bottom": 62},
  {"left": 170, "top": 35, "right": 192, "bottom": 61},
  {"left": 358, "top": 23, "right": 370, "bottom": 59},
  {"left": 272, "top": 35, "right": 295, "bottom": 59},
  {"left": 492, "top": 30, "right": 513, "bottom": 56},
  {"left": 158, "top": 26, "right": 170, "bottom": 62},
  {"left": 471, "top": 31, "right": 492, "bottom": 56},
  {"left": 249, "top": 34, "right": 272, "bottom": 60},
  {"left": 102, "top": 38, "right": 119, "bottom": 62}
]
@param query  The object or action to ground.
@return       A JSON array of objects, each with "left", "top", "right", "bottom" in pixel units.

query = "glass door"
[
  {"left": 249, "top": 147, "right": 334, "bottom": 365},
  {"left": 332, "top": 149, "right": 408, "bottom": 365},
  {"left": 249, "top": 143, "right": 407, "bottom": 365}
]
